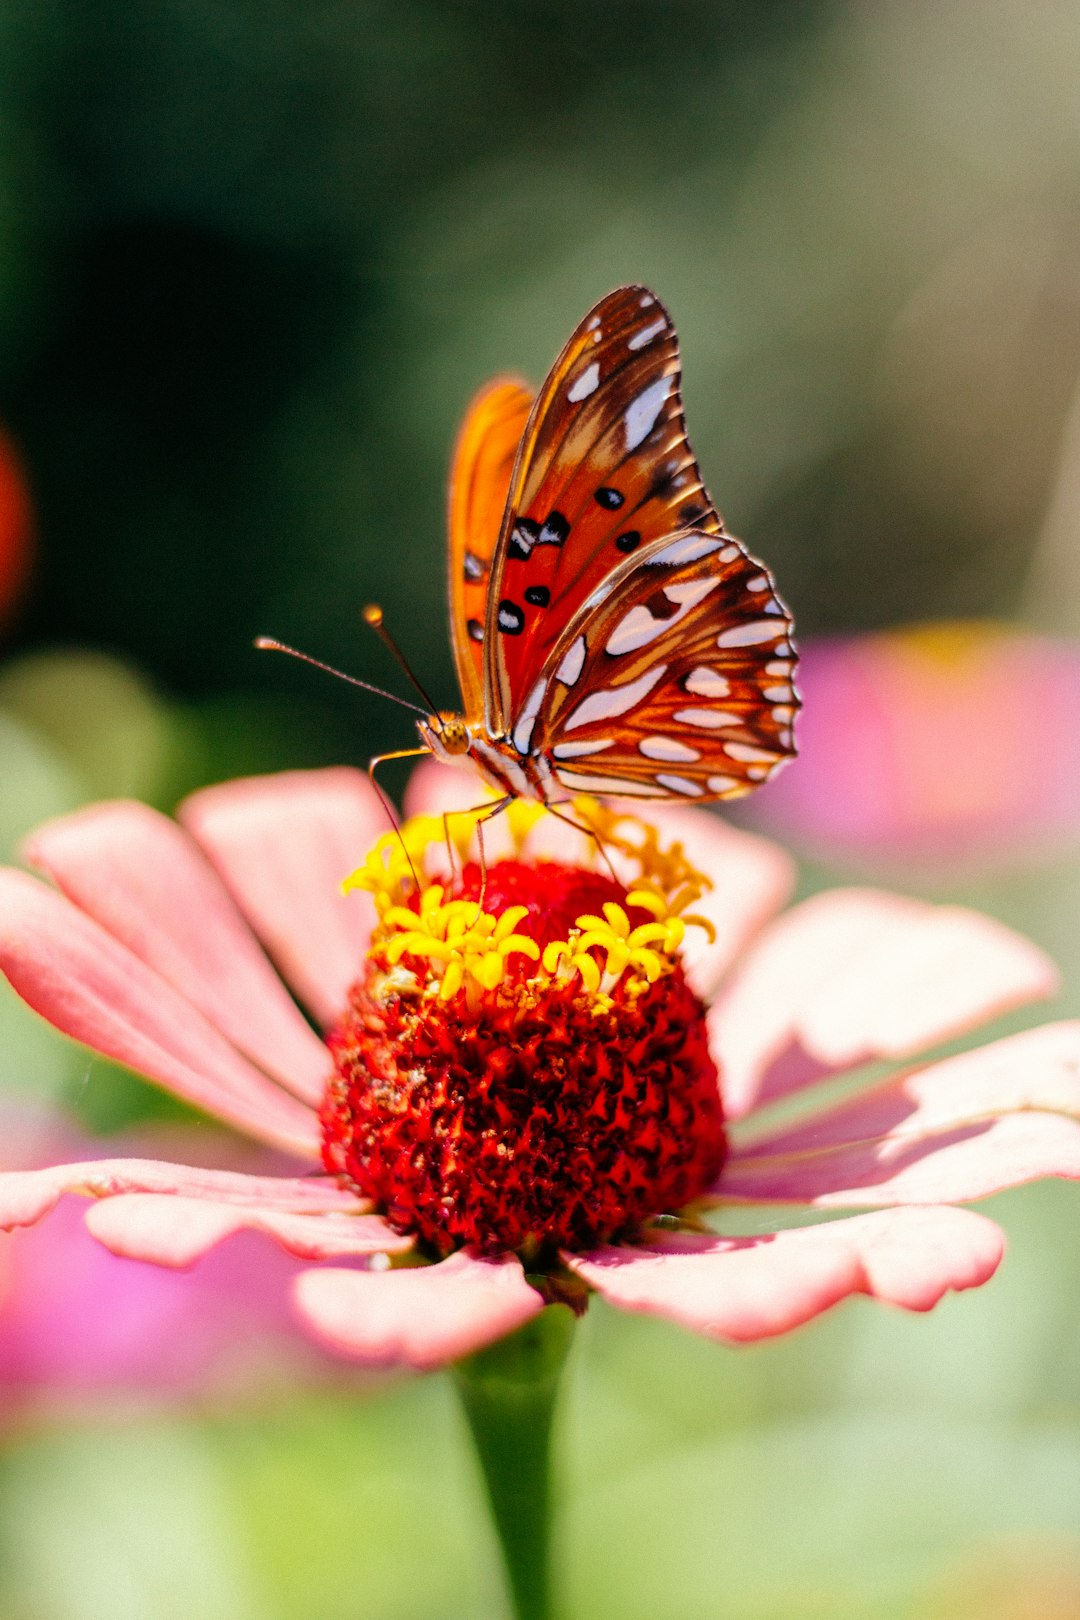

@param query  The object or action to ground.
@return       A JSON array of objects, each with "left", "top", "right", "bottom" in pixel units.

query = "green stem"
[{"left": 452, "top": 1305, "right": 576, "bottom": 1620}]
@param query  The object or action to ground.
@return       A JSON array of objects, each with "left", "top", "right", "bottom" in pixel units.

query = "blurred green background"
[{"left": 2, "top": 1, "right": 1080, "bottom": 1615}]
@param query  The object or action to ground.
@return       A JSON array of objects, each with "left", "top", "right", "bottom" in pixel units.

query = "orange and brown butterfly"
[{"left": 410, "top": 284, "right": 799, "bottom": 812}]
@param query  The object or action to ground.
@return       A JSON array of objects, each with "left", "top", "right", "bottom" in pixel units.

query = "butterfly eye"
[{"left": 437, "top": 715, "right": 470, "bottom": 756}]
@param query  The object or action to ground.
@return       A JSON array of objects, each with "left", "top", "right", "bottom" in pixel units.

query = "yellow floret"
[{"left": 351, "top": 795, "right": 716, "bottom": 1005}]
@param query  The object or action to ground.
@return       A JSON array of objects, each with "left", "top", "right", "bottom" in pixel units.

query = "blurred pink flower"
[
  {"left": 0, "top": 1108, "right": 336, "bottom": 1412},
  {"left": 0, "top": 763, "right": 1075, "bottom": 1372},
  {"left": 745, "top": 622, "right": 1080, "bottom": 874}
]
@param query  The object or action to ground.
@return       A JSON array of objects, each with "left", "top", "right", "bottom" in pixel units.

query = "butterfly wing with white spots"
[
  {"left": 481, "top": 286, "right": 724, "bottom": 738},
  {"left": 526, "top": 527, "right": 798, "bottom": 801}
]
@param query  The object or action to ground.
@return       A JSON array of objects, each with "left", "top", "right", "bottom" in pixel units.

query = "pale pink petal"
[
  {"left": 85, "top": 1194, "right": 412, "bottom": 1267},
  {"left": 24, "top": 801, "right": 330, "bottom": 1105},
  {"left": 405, "top": 762, "right": 794, "bottom": 996},
  {"left": 293, "top": 1251, "right": 544, "bottom": 1369},
  {"left": 0, "top": 872, "right": 320, "bottom": 1156},
  {"left": 638, "top": 805, "right": 794, "bottom": 996},
  {"left": 179, "top": 769, "right": 384, "bottom": 1025},
  {"left": 720, "top": 1021, "right": 1080, "bottom": 1206},
  {"left": 566, "top": 1206, "right": 1003, "bottom": 1342},
  {"left": 711, "top": 888, "right": 1057, "bottom": 1120},
  {"left": 0, "top": 1158, "right": 361, "bottom": 1229}
]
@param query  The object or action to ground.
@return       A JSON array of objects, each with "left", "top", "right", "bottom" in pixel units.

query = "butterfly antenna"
[
  {"left": 254, "top": 637, "right": 428, "bottom": 717},
  {"left": 362, "top": 605, "right": 442, "bottom": 718}
]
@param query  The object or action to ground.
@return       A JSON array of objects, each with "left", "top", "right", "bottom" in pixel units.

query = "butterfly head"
[{"left": 418, "top": 710, "right": 471, "bottom": 763}]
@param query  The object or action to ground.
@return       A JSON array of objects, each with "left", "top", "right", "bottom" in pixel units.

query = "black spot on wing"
[
  {"left": 537, "top": 510, "right": 569, "bottom": 546},
  {"left": 467, "top": 618, "right": 484, "bottom": 643},
  {"left": 507, "top": 517, "right": 539, "bottom": 562},
  {"left": 615, "top": 530, "right": 641, "bottom": 553},
  {"left": 678, "top": 502, "right": 706, "bottom": 525},
  {"left": 524, "top": 585, "right": 551, "bottom": 608},
  {"left": 594, "top": 486, "right": 624, "bottom": 510},
  {"left": 463, "top": 550, "right": 486, "bottom": 582},
  {"left": 497, "top": 600, "right": 525, "bottom": 635}
]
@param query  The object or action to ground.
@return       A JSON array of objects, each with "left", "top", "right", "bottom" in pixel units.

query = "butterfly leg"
[
  {"left": 542, "top": 801, "right": 621, "bottom": 884},
  {"left": 473, "top": 795, "right": 513, "bottom": 911}
]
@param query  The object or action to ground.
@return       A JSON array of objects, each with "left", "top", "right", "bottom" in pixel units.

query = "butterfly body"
[{"left": 426, "top": 286, "right": 799, "bottom": 807}]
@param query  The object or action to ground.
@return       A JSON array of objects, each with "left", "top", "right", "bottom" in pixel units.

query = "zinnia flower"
[
  {"left": 746, "top": 622, "right": 1080, "bottom": 875},
  {"left": 0, "top": 759, "right": 1076, "bottom": 1369}
]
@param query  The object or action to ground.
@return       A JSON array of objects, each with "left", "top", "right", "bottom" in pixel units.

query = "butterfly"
[{"left": 399, "top": 285, "right": 799, "bottom": 811}]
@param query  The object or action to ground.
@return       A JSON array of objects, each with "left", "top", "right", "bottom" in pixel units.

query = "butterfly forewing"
[
  {"left": 531, "top": 528, "right": 798, "bottom": 801},
  {"left": 483, "top": 286, "right": 723, "bottom": 736},
  {"left": 447, "top": 377, "right": 534, "bottom": 720}
]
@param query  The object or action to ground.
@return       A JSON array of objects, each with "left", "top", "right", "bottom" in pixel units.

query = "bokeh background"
[{"left": 2, "top": 1, "right": 1080, "bottom": 1615}]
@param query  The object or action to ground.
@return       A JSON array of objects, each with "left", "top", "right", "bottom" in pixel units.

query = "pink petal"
[
  {"left": 640, "top": 804, "right": 794, "bottom": 996},
  {"left": 0, "top": 871, "right": 320, "bottom": 1156},
  {"left": 179, "top": 769, "right": 384, "bottom": 1026},
  {"left": 293, "top": 1251, "right": 544, "bottom": 1369},
  {"left": 721, "top": 1020, "right": 1080, "bottom": 1206},
  {"left": 24, "top": 800, "right": 330, "bottom": 1105},
  {"left": 566, "top": 1206, "right": 1003, "bottom": 1342},
  {"left": 405, "top": 762, "right": 794, "bottom": 996},
  {"left": 0, "top": 1158, "right": 360, "bottom": 1229},
  {"left": 711, "top": 888, "right": 1057, "bottom": 1120},
  {"left": 85, "top": 1193, "right": 412, "bottom": 1267}
]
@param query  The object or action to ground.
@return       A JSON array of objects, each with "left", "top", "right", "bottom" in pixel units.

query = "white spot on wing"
[
  {"left": 639, "top": 293, "right": 655, "bottom": 307},
  {"left": 719, "top": 545, "right": 741, "bottom": 563},
  {"left": 552, "top": 737, "right": 615, "bottom": 760},
  {"left": 765, "top": 660, "right": 791, "bottom": 677},
  {"left": 512, "top": 678, "right": 547, "bottom": 756},
  {"left": 556, "top": 636, "right": 586, "bottom": 687},
  {"left": 652, "top": 534, "right": 723, "bottom": 567},
  {"left": 725, "top": 742, "right": 779, "bottom": 764},
  {"left": 606, "top": 576, "right": 720, "bottom": 656},
  {"left": 707, "top": 775, "right": 741, "bottom": 794},
  {"left": 640, "top": 736, "right": 701, "bottom": 762},
  {"left": 763, "top": 684, "right": 792, "bottom": 702},
  {"left": 555, "top": 769, "right": 668, "bottom": 797},
  {"left": 664, "top": 576, "right": 720, "bottom": 609},
  {"left": 605, "top": 604, "right": 668, "bottom": 655},
  {"left": 684, "top": 667, "right": 730, "bottom": 697},
  {"left": 586, "top": 315, "right": 601, "bottom": 331},
  {"left": 624, "top": 377, "right": 671, "bottom": 452},
  {"left": 567, "top": 362, "right": 599, "bottom": 403},
  {"left": 656, "top": 774, "right": 704, "bottom": 797},
  {"left": 628, "top": 316, "right": 667, "bottom": 351},
  {"left": 747, "top": 575, "right": 769, "bottom": 592},
  {"left": 564, "top": 663, "right": 667, "bottom": 731},
  {"left": 673, "top": 707, "right": 740, "bottom": 729},
  {"left": 717, "top": 620, "right": 780, "bottom": 648}
]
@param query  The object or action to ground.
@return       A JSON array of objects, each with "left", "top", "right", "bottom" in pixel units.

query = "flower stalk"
[{"left": 453, "top": 1304, "right": 577, "bottom": 1620}]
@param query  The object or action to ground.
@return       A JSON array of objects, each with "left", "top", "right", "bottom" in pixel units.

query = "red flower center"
[{"left": 321, "top": 857, "right": 726, "bottom": 1258}]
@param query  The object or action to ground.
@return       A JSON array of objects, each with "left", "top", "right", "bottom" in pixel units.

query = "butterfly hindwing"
[
  {"left": 482, "top": 286, "right": 723, "bottom": 735},
  {"left": 447, "top": 376, "right": 534, "bottom": 721},
  {"left": 528, "top": 528, "right": 798, "bottom": 801}
]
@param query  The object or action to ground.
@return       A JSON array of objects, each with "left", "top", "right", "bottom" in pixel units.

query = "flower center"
[{"left": 320, "top": 803, "right": 727, "bottom": 1259}]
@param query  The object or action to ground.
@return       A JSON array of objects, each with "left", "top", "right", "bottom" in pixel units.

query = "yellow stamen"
[{"left": 350, "top": 796, "right": 716, "bottom": 1006}]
